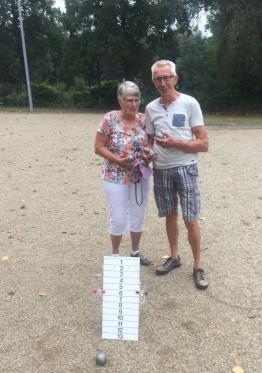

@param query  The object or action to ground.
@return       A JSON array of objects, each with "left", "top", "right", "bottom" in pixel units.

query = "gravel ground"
[{"left": 1, "top": 112, "right": 262, "bottom": 373}]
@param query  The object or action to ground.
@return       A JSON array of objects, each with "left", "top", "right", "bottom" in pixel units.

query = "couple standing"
[{"left": 94, "top": 59, "right": 209, "bottom": 290}]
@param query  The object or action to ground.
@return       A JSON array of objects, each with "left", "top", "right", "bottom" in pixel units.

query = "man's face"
[{"left": 152, "top": 65, "right": 178, "bottom": 97}]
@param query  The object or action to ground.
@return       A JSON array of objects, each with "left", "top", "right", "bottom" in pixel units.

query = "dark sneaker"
[
  {"left": 156, "top": 256, "right": 181, "bottom": 275},
  {"left": 193, "top": 268, "right": 208, "bottom": 290},
  {"left": 131, "top": 252, "right": 151, "bottom": 266}
]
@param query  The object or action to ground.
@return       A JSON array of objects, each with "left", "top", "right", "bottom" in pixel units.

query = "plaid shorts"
[{"left": 153, "top": 163, "right": 201, "bottom": 220}]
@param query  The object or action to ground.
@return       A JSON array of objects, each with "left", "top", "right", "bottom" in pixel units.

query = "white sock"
[
  {"left": 112, "top": 253, "right": 120, "bottom": 257},
  {"left": 131, "top": 250, "right": 140, "bottom": 256}
]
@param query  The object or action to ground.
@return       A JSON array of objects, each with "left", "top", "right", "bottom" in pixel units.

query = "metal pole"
[{"left": 17, "top": 0, "right": 33, "bottom": 112}]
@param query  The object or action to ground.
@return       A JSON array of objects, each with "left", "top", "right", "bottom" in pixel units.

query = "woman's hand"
[
  {"left": 117, "top": 156, "right": 136, "bottom": 170},
  {"left": 143, "top": 147, "right": 158, "bottom": 164}
]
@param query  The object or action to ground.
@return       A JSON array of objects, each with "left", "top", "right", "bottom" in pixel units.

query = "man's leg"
[
  {"left": 184, "top": 219, "right": 208, "bottom": 290},
  {"left": 184, "top": 219, "right": 201, "bottom": 268},
  {"left": 155, "top": 213, "right": 181, "bottom": 275},
  {"left": 178, "top": 164, "right": 208, "bottom": 289},
  {"left": 166, "top": 213, "right": 179, "bottom": 259},
  {"left": 153, "top": 168, "right": 181, "bottom": 274}
]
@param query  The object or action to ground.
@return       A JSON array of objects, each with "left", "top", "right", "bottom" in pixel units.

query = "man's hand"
[
  {"left": 154, "top": 132, "right": 175, "bottom": 148},
  {"left": 154, "top": 126, "right": 209, "bottom": 153}
]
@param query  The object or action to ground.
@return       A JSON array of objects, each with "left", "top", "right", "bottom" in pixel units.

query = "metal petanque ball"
[
  {"left": 155, "top": 131, "right": 165, "bottom": 139},
  {"left": 127, "top": 154, "right": 135, "bottom": 162},
  {"left": 95, "top": 351, "right": 107, "bottom": 366},
  {"left": 148, "top": 148, "right": 158, "bottom": 157}
]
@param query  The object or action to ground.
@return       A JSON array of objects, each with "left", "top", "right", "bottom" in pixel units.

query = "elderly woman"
[{"left": 94, "top": 81, "right": 152, "bottom": 265}]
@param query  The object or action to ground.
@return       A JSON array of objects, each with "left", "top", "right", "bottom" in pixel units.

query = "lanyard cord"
[{"left": 135, "top": 180, "right": 143, "bottom": 206}]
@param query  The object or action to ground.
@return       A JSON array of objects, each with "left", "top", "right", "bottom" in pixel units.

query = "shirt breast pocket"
[{"left": 172, "top": 114, "right": 186, "bottom": 127}]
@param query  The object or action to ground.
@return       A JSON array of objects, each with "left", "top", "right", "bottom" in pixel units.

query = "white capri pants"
[{"left": 103, "top": 179, "right": 150, "bottom": 235}]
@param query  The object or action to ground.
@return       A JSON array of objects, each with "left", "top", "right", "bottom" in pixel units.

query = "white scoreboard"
[{"left": 102, "top": 256, "right": 140, "bottom": 341}]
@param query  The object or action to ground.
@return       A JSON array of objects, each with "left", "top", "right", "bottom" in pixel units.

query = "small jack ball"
[{"left": 95, "top": 351, "right": 107, "bottom": 366}]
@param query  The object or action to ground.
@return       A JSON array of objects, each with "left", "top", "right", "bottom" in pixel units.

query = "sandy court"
[{"left": 1, "top": 112, "right": 262, "bottom": 372}]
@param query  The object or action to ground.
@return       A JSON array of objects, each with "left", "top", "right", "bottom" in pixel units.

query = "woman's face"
[{"left": 118, "top": 95, "right": 140, "bottom": 117}]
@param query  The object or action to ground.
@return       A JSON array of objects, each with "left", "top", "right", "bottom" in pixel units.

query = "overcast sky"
[{"left": 55, "top": 0, "right": 65, "bottom": 11}]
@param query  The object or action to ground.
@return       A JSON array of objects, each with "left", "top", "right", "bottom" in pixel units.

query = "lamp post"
[{"left": 17, "top": 0, "right": 33, "bottom": 112}]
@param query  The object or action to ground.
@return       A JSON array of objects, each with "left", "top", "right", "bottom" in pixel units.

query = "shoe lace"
[
  {"left": 198, "top": 269, "right": 206, "bottom": 281},
  {"left": 164, "top": 257, "right": 173, "bottom": 266}
]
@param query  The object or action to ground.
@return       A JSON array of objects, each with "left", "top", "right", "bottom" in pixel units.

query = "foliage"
[
  {"left": 4, "top": 91, "right": 27, "bottom": 106},
  {"left": 176, "top": 32, "right": 217, "bottom": 111},
  {"left": 70, "top": 89, "right": 91, "bottom": 107},
  {"left": 0, "top": 0, "right": 261, "bottom": 112},
  {"left": 71, "top": 80, "right": 119, "bottom": 108},
  {"left": 3, "top": 80, "right": 119, "bottom": 109},
  {"left": 201, "top": 0, "right": 262, "bottom": 111},
  {"left": 31, "top": 82, "right": 66, "bottom": 106}
]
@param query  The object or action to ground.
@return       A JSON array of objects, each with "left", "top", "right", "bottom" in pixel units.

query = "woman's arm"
[{"left": 94, "top": 132, "right": 134, "bottom": 168}]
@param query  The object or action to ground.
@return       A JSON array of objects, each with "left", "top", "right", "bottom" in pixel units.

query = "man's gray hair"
[
  {"left": 151, "top": 60, "right": 177, "bottom": 79},
  {"left": 117, "top": 81, "right": 141, "bottom": 100}
]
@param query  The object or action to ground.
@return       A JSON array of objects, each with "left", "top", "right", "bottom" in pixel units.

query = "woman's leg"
[
  {"left": 103, "top": 181, "right": 129, "bottom": 254},
  {"left": 128, "top": 179, "right": 150, "bottom": 243},
  {"left": 128, "top": 179, "right": 151, "bottom": 265},
  {"left": 130, "top": 231, "right": 142, "bottom": 252}
]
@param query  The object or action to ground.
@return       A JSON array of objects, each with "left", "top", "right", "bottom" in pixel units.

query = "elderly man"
[{"left": 145, "top": 59, "right": 209, "bottom": 290}]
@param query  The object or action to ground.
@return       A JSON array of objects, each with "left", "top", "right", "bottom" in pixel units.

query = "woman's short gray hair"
[
  {"left": 117, "top": 81, "right": 141, "bottom": 100},
  {"left": 151, "top": 59, "right": 177, "bottom": 79}
]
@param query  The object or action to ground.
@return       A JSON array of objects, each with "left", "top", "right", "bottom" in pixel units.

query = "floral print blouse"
[{"left": 97, "top": 111, "right": 148, "bottom": 184}]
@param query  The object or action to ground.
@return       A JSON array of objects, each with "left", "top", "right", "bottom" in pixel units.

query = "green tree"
[
  {"left": 176, "top": 32, "right": 217, "bottom": 111},
  {"left": 62, "top": 0, "right": 199, "bottom": 87},
  {"left": 0, "top": 0, "right": 22, "bottom": 93},
  {"left": 201, "top": 0, "right": 262, "bottom": 111},
  {"left": 0, "top": 0, "right": 66, "bottom": 96},
  {"left": 22, "top": 0, "right": 67, "bottom": 83}
]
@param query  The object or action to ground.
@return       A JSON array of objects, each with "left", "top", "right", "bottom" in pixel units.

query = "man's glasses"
[{"left": 153, "top": 75, "right": 174, "bottom": 83}]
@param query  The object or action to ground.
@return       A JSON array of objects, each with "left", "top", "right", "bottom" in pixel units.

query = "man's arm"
[{"left": 155, "top": 125, "right": 209, "bottom": 153}]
